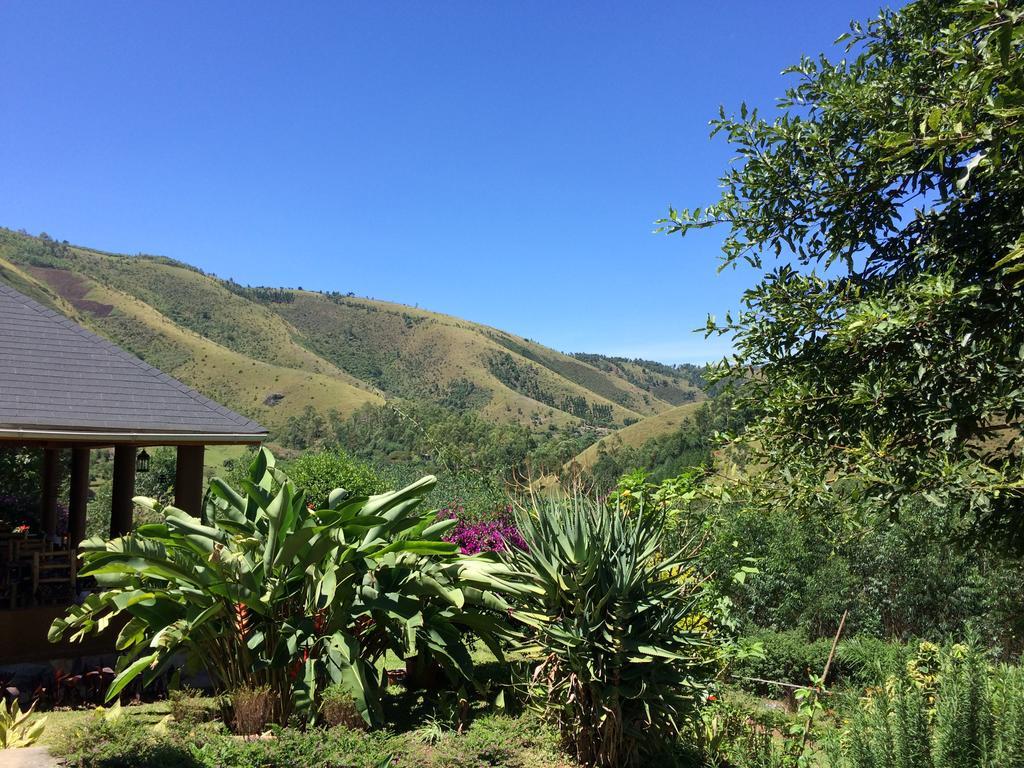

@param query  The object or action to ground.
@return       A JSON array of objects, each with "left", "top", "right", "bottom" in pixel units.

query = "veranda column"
[
  {"left": 41, "top": 447, "right": 61, "bottom": 540},
  {"left": 174, "top": 445, "right": 205, "bottom": 518},
  {"left": 69, "top": 447, "right": 90, "bottom": 547},
  {"left": 110, "top": 445, "right": 136, "bottom": 537}
]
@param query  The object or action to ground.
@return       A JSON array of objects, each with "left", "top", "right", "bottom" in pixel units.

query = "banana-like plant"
[
  {"left": 500, "top": 497, "right": 718, "bottom": 768},
  {"left": 50, "top": 448, "right": 526, "bottom": 726}
]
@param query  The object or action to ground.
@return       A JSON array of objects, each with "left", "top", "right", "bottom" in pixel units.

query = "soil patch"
[{"left": 26, "top": 267, "right": 114, "bottom": 317}]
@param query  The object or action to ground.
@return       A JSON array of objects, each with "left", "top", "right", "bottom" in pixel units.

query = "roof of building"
[{"left": 0, "top": 282, "right": 267, "bottom": 444}]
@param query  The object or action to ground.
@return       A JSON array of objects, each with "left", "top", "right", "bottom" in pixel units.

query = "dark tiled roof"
[{"left": 0, "top": 283, "right": 266, "bottom": 439}]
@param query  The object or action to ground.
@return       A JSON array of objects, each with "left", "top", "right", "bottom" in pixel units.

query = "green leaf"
[{"left": 106, "top": 653, "right": 158, "bottom": 702}]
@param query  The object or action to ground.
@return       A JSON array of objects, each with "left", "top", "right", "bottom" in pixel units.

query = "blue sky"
[{"left": 0, "top": 2, "right": 894, "bottom": 364}]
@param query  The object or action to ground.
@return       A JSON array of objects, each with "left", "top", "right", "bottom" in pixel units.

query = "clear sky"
[{"left": 1, "top": 1, "right": 895, "bottom": 364}]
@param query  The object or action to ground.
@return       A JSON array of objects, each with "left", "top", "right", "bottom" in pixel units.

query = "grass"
[
  {"left": 38, "top": 701, "right": 172, "bottom": 748},
  {"left": 203, "top": 445, "right": 250, "bottom": 476},
  {"left": 37, "top": 643, "right": 552, "bottom": 765},
  {"left": 32, "top": 677, "right": 838, "bottom": 768},
  {"left": 35, "top": 688, "right": 834, "bottom": 768},
  {"left": 487, "top": 331, "right": 666, "bottom": 416},
  {"left": 274, "top": 290, "right": 653, "bottom": 430},
  {"left": 40, "top": 692, "right": 578, "bottom": 768}
]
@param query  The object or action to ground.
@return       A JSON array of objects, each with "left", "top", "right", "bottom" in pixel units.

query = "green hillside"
[
  {"left": 0, "top": 253, "right": 383, "bottom": 430},
  {"left": 0, "top": 228, "right": 697, "bottom": 438},
  {"left": 569, "top": 400, "right": 705, "bottom": 470},
  {"left": 570, "top": 353, "right": 707, "bottom": 407}
]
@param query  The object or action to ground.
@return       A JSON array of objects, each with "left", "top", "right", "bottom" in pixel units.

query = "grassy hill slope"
[
  {"left": 0, "top": 228, "right": 700, "bottom": 437},
  {"left": 569, "top": 400, "right": 705, "bottom": 469},
  {"left": 571, "top": 353, "right": 707, "bottom": 407},
  {"left": 0, "top": 255, "right": 382, "bottom": 430},
  {"left": 268, "top": 292, "right": 673, "bottom": 429}
]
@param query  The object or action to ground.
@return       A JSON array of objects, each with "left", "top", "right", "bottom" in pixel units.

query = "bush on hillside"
[
  {"left": 693, "top": 491, "right": 1024, "bottom": 650},
  {"left": 729, "top": 630, "right": 835, "bottom": 698},
  {"left": 730, "top": 630, "right": 920, "bottom": 698},
  {"left": 284, "top": 447, "right": 386, "bottom": 507}
]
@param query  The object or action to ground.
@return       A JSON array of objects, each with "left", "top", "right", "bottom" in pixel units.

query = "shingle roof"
[{"left": 0, "top": 282, "right": 266, "bottom": 442}]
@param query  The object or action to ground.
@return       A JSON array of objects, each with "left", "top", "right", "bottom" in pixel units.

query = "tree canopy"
[{"left": 664, "top": 0, "right": 1024, "bottom": 544}]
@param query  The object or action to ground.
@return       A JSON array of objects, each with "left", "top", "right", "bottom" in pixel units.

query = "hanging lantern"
[{"left": 136, "top": 448, "right": 151, "bottom": 473}]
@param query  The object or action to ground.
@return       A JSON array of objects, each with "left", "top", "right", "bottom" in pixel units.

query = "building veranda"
[{"left": 0, "top": 283, "right": 266, "bottom": 661}]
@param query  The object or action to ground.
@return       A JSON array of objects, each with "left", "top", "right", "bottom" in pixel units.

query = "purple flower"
[{"left": 437, "top": 501, "right": 525, "bottom": 555}]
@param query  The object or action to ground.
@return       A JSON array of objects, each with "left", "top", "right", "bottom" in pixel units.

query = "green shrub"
[
  {"left": 736, "top": 632, "right": 924, "bottom": 695},
  {"left": 829, "top": 642, "right": 1024, "bottom": 768},
  {"left": 501, "top": 497, "right": 719, "bottom": 767},
  {"left": 167, "top": 688, "right": 219, "bottom": 725},
  {"left": 730, "top": 630, "right": 834, "bottom": 697},
  {"left": 54, "top": 717, "right": 185, "bottom": 768},
  {"left": 50, "top": 448, "right": 528, "bottom": 728},
  {"left": 990, "top": 663, "right": 1024, "bottom": 767},
  {"left": 321, "top": 683, "right": 368, "bottom": 730},
  {"left": 285, "top": 448, "right": 386, "bottom": 507},
  {"left": 694, "top": 489, "right": 1024, "bottom": 648},
  {"left": 700, "top": 701, "right": 796, "bottom": 768},
  {"left": 190, "top": 723, "right": 397, "bottom": 768},
  {"left": 835, "top": 636, "right": 913, "bottom": 689},
  {"left": 733, "top": 632, "right": 920, "bottom": 698},
  {"left": 400, "top": 714, "right": 565, "bottom": 768},
  {"left": 377, "top": 463, "right": 510, "bottom": 522}
]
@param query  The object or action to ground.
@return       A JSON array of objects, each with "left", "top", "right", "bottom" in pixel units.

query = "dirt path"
[{"left": 0, "top": 747, "right": 59, "bottom": 768}]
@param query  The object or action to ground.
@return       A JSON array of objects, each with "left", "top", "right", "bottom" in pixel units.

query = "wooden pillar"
[
  {"left": 110, "top": 445, "right": 136, "bottom": 538},
  {"left": 69, "top": 447, "right": 90, "bottom": 548},
  {"left": 174, "top": 445, "right": 205, "bottom": 518},
  {"left": 41, "top": 448, "right": 61, "bottom": 541}
]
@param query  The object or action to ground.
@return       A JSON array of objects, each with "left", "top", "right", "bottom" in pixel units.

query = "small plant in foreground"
[
  {"left": 321, "top": 684, "right": 368, "bottom": 730},
  {"left": 829, "top": 641, "right": 1024, "bottom": 768},
  {"left": 230, "top": 685, "right": 277, "bottom": 736},
  {"left": 700, "top": 699, "right": 799, "bottom": 768},
  {"left": 0, "top": 698, "right": 46, "bottom": 749}
]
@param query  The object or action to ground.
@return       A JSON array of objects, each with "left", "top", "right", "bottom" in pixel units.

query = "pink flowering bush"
[{"left": 438, "top": 501, "right": 526, "bottom": 555}]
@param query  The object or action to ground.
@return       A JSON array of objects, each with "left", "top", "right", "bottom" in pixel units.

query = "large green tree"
[{"left": 664, "top": 0, "right": 1024, "bottom": 543}]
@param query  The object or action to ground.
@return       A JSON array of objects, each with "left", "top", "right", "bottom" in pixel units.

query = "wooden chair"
[
  {"left": 32, "top": 549, "right": 76, "bottom": 604},
  {"left": 13, "top": 537, "right": 48, "bottom": 560},
  {"left": 1, "top": 538, "right": 39, "bottom": 608},
  {"left": 0, "top": 568, "right": 16, "bottom": 609}
]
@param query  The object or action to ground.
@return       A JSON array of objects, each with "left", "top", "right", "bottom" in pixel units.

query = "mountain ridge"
[{"left": 0, "top": 228, "right": 706, "bottom": 441}]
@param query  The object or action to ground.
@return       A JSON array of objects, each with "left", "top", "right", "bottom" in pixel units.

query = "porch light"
[{"left": 136, "top": 448, "right": 150, "bottom": 473}]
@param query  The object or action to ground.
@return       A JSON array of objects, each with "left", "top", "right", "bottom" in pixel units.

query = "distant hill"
[
  {"left": 570, "top": 353, "right": 707, "bottom": 407},
  {"left": 0, "top": 228, "right": 706, "bottom": 438},
  {"left": 568, "top": 400, "right": 706, "bottom": 470}
]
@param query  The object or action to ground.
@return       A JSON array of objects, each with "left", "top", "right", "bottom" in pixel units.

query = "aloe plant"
[
  {"left": 50, "top": 448, "right": 525, "bottom": 726},
  {"left": 500, "top": 497, "right": 718, "bottom": 767}
]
